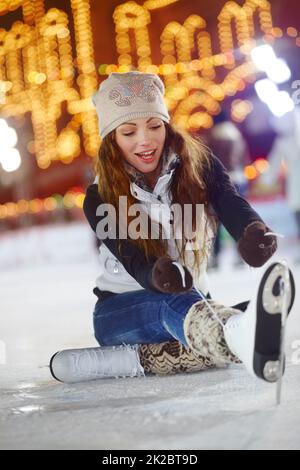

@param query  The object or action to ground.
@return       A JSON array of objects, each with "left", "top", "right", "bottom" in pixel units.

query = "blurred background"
[
  {"left": 1, "top": 0, "right": 300, "bottom": 268},
  {"left": 1, "top": 0, "right": 300, "bottom": 450}
]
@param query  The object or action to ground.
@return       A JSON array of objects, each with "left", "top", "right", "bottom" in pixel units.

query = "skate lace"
[{"left": 193, "top": 285, "right": 227, "bottom": 330}]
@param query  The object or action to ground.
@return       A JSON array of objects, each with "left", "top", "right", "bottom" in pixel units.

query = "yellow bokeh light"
[
  {"left": 29, "top": 199, "right": 43, "bottom": 214},
  {"left": 44, "top": 197, "right": 57, "bottom": 211},
  {"left": 271, "top": 27, "right": 283, "bottom": 38},
  {"left": 6, "top": 203, "right": 17, "bottom": 217},
  {"left": 287, "top": 27, "right": 298, "bottom": 37},
  {"left": 0, "top": 0, "right": 281, "bottom": 169},
  {"left": 244, "top": 165, "right": 258, "bottom": 180},
  {"left": 57, "top": 130, "right": 81, "bottom": 158},
  {"left": 0, "top": 206, "right": 8, "bottom": 219},
  {"left": 63, "top": 193, "right": 75, "bottom": 208},
  {"left": 17, "top": 199, "right": 29, "bottom": 214},
  {"left": 254, "top": 158, "right": 270, "bottom": 174},
  {"left": 75, "top": 194, "right": 85, "bottom": 208}
]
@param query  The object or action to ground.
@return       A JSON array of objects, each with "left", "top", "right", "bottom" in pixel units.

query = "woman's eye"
[{"left": 122, "top": 125, "right": 161, "bottom": 136}]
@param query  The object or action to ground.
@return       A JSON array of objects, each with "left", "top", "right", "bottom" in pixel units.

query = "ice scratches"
[
  {"left": 10, "top": 397, "right": 165, "bottom": 415},
  {"left": 0, "top": 381, "right": 172, "bottom": 417}
]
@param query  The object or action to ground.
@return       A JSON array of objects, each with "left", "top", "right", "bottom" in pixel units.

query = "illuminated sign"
[
  {"left": 0, "top": 0, "right": 99, "bottom": 168},
  {"left": 0, "top": 0, "right": 292, "bottom": 168}
]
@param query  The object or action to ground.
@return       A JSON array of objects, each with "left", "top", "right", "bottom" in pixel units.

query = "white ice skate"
[
  {"left": 224, "top": 261, "right": 295, "bottom": 384},
  {"left": 50, "top": 345, "right": 144, "bottom": 383}
]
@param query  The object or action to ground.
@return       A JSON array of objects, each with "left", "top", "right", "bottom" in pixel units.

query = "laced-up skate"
[
  {"left": 224, "top": 261, "right": 295, "bottom": 384},
  {"left": 185, "top": 261, "right": 295, "bottom": 386},
  {"left": 50, "top": 345, "right": 144, "bottom": 383}
]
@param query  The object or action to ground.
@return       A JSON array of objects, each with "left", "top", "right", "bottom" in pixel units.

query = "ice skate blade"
[
  {"left": 49, "top": 351, "right": 63, "bottom": 382},
  {"left": 253, "top": 262, "right": 295, "bottom": 382}
]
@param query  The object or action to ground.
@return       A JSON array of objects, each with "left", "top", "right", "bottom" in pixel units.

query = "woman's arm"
[
  {"left": 83, "top": 184, "right": 192, "bottom": 292},
  {"left": 204, "top": 155, "right": 277, "bottom": 266},
  {"left": 205, "top": 154, "right": 263, "bottom": 241},
  {"left": 83, "top": 183, "right": 156, "bottom": 290}
]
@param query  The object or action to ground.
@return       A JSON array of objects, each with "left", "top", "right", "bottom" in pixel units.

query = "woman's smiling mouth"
[{"left": 134, "top": 149, "right": 157, "bottom": 162}]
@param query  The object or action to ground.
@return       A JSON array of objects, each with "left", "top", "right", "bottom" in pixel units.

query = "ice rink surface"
[{"left": 0, "top": 223, "right": 299, "bottom": 450}]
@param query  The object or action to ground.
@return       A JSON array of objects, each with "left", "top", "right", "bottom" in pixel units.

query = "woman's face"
[{"left": 115, "top": 117, "right": 166, "bottom": 174}]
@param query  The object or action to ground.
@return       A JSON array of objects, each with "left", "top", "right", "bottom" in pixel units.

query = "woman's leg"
[
  {"left": 138, "top": 340, "right": 218, "bottom": 375},
  {"left": 93, "top": 288, "right": 204, "bottom": 347},
  {"left": 93, "top": 289, "right": 222, "bottom": 376}
]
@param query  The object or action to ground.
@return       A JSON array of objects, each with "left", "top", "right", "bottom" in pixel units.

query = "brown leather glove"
[
  {"left": 237, "top": 221, "right": 277, "bottom": 267},
  {"left": 151, "top": 256, "right": 193, "bottom": 293}
]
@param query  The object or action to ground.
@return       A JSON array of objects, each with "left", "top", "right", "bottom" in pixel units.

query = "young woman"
[{"left": 50, "top": 72, "right": 295, "bottom": 384}]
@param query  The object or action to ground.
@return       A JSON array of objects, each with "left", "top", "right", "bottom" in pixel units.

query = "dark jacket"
[{"left": 83, "top": 154, "right": 262, "bottom": 299}]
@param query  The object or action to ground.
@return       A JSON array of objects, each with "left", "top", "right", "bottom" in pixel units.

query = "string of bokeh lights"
[{"left": 0, "top": 0, "right": 298, "bottom": 220}]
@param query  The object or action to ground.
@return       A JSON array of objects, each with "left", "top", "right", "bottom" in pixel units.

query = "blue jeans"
[{"left": 93, "top": 289, "right": 204, "bottom": 348}]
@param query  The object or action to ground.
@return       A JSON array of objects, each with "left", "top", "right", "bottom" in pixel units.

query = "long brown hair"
[{"left": 95, "top": 122, "right": 215, "bottom": 269}]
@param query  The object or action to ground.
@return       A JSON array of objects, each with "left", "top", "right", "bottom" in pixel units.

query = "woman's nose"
[{"left": 137, "top": 130, "right": 151, "bottom": 145}]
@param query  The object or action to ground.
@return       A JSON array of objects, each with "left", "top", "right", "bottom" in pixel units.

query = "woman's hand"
[
  {"left": 237, "top": 221, "right": 277, "bottom": 267},
  {"left": 151, "top": 256, "right": 193, "bottom": 293}
]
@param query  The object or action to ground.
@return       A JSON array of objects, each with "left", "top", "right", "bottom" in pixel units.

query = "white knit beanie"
[{"left": 92, "top": 71, "right": 170, "bottom": 139}]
